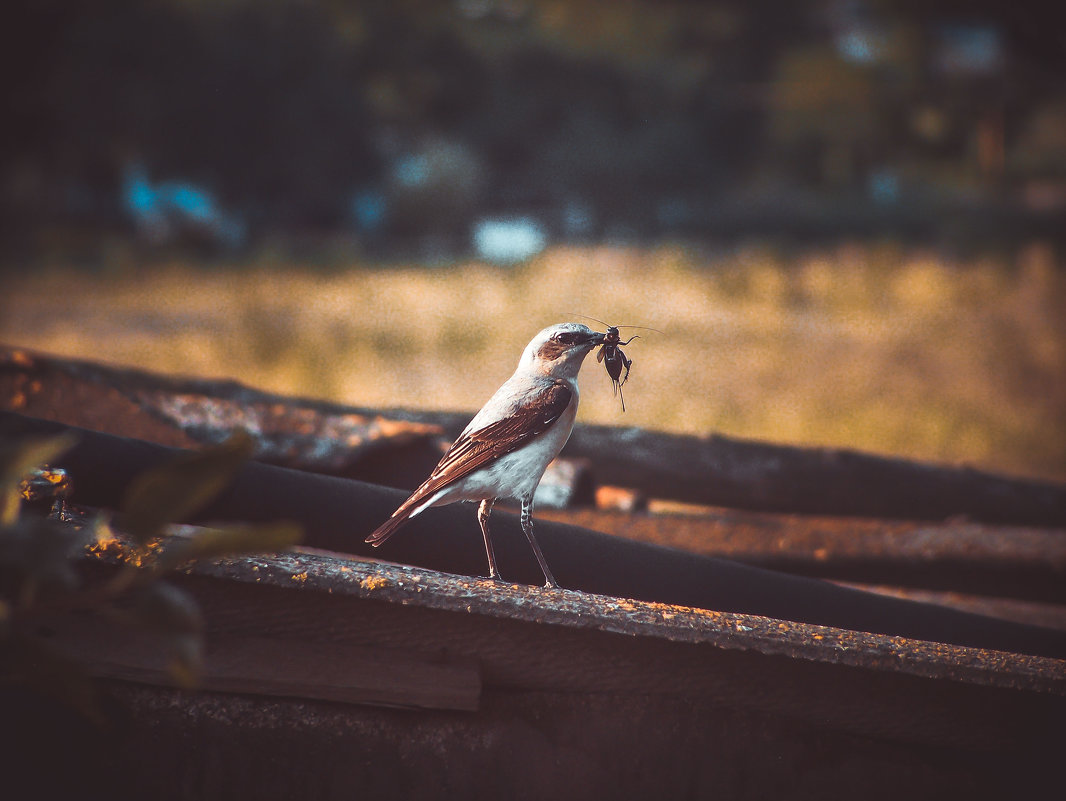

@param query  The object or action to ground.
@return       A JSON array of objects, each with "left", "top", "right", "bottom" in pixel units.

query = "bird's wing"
[
  {"left": 424, "top": 379, "right": 572, "bottom": 496},
  {"left": 366, "top": 380, "right": 572, "bottom": 545}
]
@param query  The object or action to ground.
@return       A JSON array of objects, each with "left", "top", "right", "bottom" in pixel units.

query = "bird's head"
[{"left": 520, "top": 323, "right": 605, "bottom": 378}]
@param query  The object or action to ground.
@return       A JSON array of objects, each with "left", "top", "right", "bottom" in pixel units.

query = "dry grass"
[{"left": 2, "top": 242, "right": 1064, "bottom": 481}]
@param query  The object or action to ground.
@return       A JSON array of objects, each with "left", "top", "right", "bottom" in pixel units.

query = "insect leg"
[{"left": 618, "top": 348, "right": 632, "bottom": 388}]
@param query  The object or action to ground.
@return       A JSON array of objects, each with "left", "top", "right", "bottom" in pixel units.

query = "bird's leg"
[
  {"left": 520, "top": 499, "right": 559, "bottom": 589},
  {"left": 477, "top": 499, "right": 503, "bottom": 582}
]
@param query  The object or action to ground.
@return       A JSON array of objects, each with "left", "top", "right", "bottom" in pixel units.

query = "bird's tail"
[{"left": 365, "top": 509, "right": 413, "bottom": 547}]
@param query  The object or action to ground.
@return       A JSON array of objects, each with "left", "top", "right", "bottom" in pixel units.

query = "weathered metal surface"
[
  {"left": 0, "top": 345, "right": 444, "bottom": 479},
  {"left": 132, "top": 543, "right": 1063, "bottom": 698},
  {"left": 538, "top": 505, "right": 1066, "bottom": 603},
  {"left": 10, "top": 528, "right": 1066, "bottom": 798},
  {"left": 4, "top": 407, "right": 1065, "bottom": 799},
  {"left": 135, "top": 391, "right": 443, "bottom": 474},
  {"left": 5, "top": 410, "right": 1066, "bottom": 662},
  {"left": 5, "top": 344, "right": 1065, "bottom": 524},
  {"left": 73, "top": 526, "right": 1065, "bottom": 749}
]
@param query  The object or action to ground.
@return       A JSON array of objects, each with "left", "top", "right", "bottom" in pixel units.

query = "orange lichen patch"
[
  {"left": 360, "top": 575, "right": 389, "bottom": 591},
  {"left": 86, "top": 530, "right": 166, "bottom": 568},
  {"left": 41, "top": 470, "right": 65, "bottom": 485},
  {"left": 18, "top": 466, "right": 71, "bottom": 503},
  {"left": 372, "top": 417, "right": 443, "bottom": 440},
  {"left": 91, "top": 527, "right": 123, "bottom": 550},
  {"left": 291, "top": 572, "right": 309, "bottom": 583}
]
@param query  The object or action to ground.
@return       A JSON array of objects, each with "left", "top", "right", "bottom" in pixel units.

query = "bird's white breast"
[{"left": 423, "top": 388, "right": 578, "bottom": 508}]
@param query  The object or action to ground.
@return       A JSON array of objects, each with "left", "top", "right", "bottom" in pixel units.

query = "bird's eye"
[{"left": 556, "top": 332, "right": 577, "bottom": 345}]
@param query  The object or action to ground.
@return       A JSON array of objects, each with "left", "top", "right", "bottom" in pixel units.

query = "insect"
[
  {"left": 598, "top": 326, "right": 639, "bottom": 412},
  {"left": 570, "top": 315, "right": 661, "bottom": 412}
]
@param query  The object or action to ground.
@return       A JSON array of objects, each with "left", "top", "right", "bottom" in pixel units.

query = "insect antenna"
[
  {"left": 565, "top": 312, "right": 611, "bottom": 328},
  {"left": 564, "top": 313, "right": 663, "bottom": 335}
]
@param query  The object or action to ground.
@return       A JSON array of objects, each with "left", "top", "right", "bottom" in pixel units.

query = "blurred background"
[{"left": 1, "top": 0, "right": 1063, "bottom": 481}]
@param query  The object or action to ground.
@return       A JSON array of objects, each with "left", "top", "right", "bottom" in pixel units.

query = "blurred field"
[{"left": 2, "top": 242, "right": 1064, "bottom": 482}]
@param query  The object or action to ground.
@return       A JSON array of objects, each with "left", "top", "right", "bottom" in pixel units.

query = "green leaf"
[
  {"left": 154, "top": 521, "right": 303, "bottom": 573},
  {"left": 120, "top": 430, "right": 256, "bottom": 544},
  {"left": 0, "top": 433, "right": 78, "bottom": 525}
]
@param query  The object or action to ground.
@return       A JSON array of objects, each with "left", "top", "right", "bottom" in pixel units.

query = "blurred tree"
[
  {"left": 2, "top": 0, "right": 1064, "bottom": 253},
  {"left": 767, "top": 45, "right": 879, "bottom": 188},
  {"left": 1010, "top": 99, "right": 1066, "bottom": 178}
]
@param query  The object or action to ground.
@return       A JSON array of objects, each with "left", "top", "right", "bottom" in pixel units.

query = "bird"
[{"left": 365, "top": 322, "right": 606, "bottom": 588}]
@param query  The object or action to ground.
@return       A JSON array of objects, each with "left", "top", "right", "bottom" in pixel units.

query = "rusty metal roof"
[{"left": 152, "top": 543, "right": 1063, "bottom": 698}]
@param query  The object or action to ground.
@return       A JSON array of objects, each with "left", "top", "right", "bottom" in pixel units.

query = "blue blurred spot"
[
  {"left": 836, "top": 30, "right": 885, "bottom": 65},
  {"left": 394, "top": 154, "right": 430, "bottom": 188},
  {"left": 351, "top": 190, "right": 387, "bottom": 231},
  {"left": 868, "top": 168, "right": 900, "bottom": 204},
  {"left": 473, "top": 217, "right": 547, "bottom": 264},
  {"left": 937, "top": 24, "right": 1002, "bottom": 74}
]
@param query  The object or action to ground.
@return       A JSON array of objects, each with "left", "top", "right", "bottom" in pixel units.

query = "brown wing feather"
[{"left": 365, "top": 381, "right": 572, "bottom": 545}]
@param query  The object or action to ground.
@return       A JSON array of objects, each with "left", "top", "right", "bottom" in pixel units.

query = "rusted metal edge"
[
  {"left": 828, "top": 582, "right": 1066, "bottom": 633},
  {"left": 166, "top": 545, "right": 1066, "bottom": 698},
  {"left": 0, "top": 345, "right": 445, "bottom": 476},
  {"left": 538, "top": 506, "right": 1066, "bottom": 603}
]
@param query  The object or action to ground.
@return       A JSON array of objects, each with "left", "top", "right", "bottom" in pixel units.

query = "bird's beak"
[{"left": 589, "top": 331, "right": 607, "bottom": 346}]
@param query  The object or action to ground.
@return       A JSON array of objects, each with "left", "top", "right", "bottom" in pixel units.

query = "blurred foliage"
[
  {"left": 1010, "top": 99, "right": 1066, "bottom": 178},
  {"left": 0, "top": 431, "right": 302, "bottom": 724},
  {"left": 120, "top": 430, "right": 256, "bottom": 543},
  {"left": 5, "top": 0, "right": 1062, "bottom": 252}
]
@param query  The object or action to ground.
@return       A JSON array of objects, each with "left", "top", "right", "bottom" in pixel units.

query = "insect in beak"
[
  {"left": 596, "top": 326, "right": 638, "bottom": 411},
  {"left": 567, "top": 315, "right": 661, "bottom": 413}
]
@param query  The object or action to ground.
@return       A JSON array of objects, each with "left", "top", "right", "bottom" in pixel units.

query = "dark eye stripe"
[{"left": 538, "top": 340, "right": 569, "bottom": 359}]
